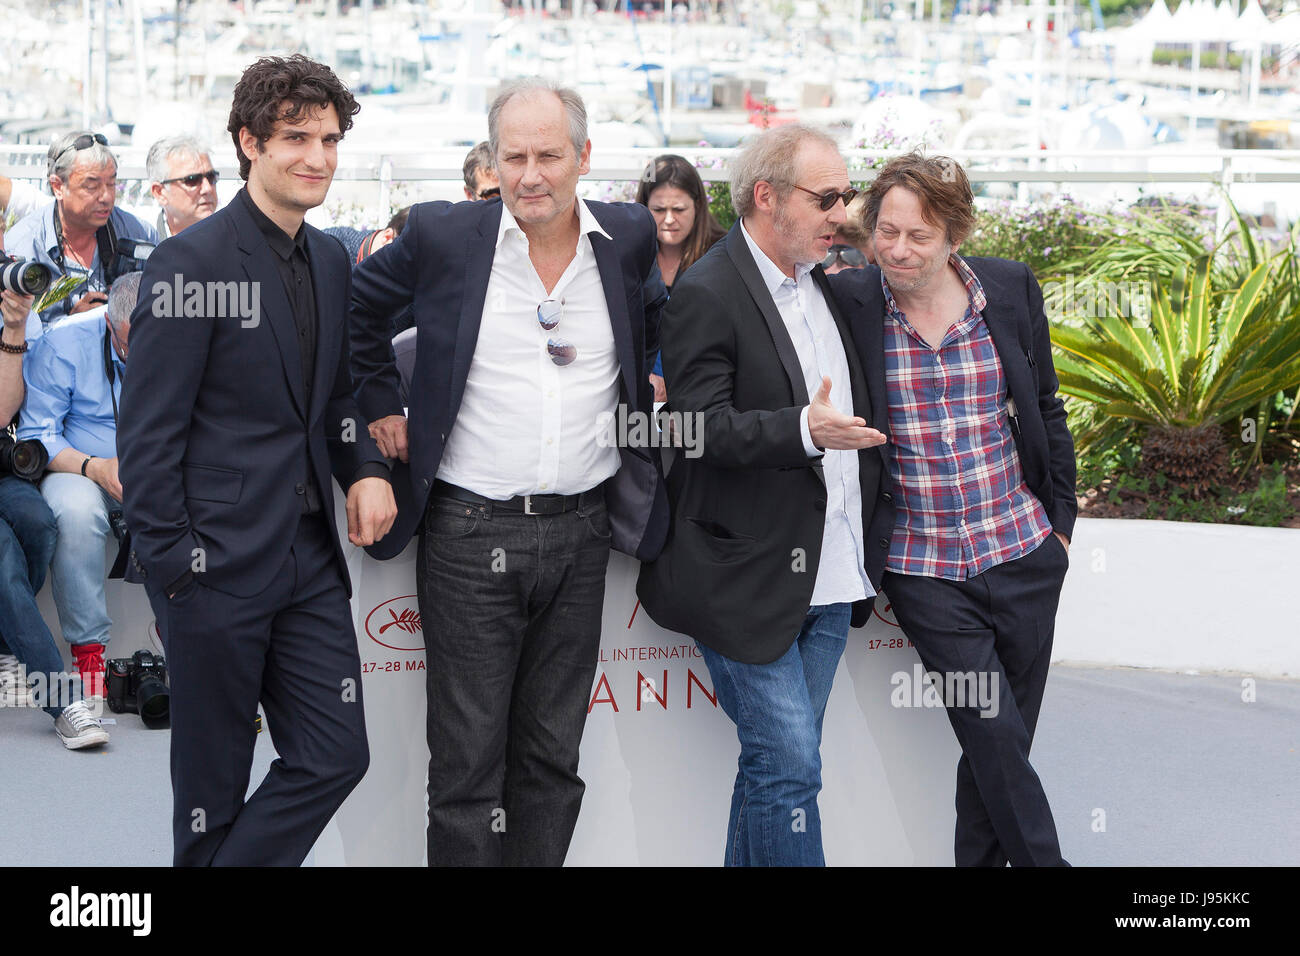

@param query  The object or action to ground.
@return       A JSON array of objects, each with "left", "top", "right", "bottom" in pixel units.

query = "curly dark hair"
[{"left": 226, "top": 55, "right": 360, "bottom": 181}]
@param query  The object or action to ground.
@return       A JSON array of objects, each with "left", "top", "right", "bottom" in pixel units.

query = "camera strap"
[
  {"left": 96, "top": 217, "right": 119, "bottom": 286},
  {"left": 102, "top": 326, "right": 120, "bottom": 427}
]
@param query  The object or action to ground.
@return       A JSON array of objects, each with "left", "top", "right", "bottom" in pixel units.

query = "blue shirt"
[
  {"left": 17, "top": 308, "right": 123, "bottom": 462},
  {"left": 4, "top": 201, "right": 157, "bottom": 325}
]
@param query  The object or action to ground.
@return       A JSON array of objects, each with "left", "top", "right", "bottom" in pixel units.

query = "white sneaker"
[
  {"left": 54, "top": 700, "right": 110, "bottom": 750},
  {"left": 0, "top": 654, "right": 34, "bottom": 708}
]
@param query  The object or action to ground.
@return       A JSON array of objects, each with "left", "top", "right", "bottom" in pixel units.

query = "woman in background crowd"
[{"left": 636, "top": 154, "right": 726, "bottom": 401}]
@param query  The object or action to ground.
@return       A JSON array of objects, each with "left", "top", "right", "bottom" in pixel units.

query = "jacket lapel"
[
  {"left": 813, "top": 265, "right": 872, "bottom": 425},
  {"left": 723, "top": 224, "right": 809, "bottom": 405},
  {"left": 448, "top": 202, "right": 501, "bottom": 425},
  {"left": 306, "top": 228, "right": 340, "bottom": 424},
  {"left": 234, "top": 202, "right": 305, "bottom": 420},
  {"left": 589, "top": 231, "right": 638, "bottom": 404}
]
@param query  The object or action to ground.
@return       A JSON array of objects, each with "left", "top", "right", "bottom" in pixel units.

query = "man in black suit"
[
  {"left": 636, "top": 125, "right": 892, "bottom": 866},
  {"left": 829, "top": 153, "right": 1075, "bottom": 866},
  {"left": 118, "top": 55, "right": 397, "bottom": 867},
  {"left": 349, "top": 78, "right": 667, "bottom": 866}
]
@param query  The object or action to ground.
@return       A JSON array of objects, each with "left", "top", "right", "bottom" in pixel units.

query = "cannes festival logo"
[{"left": 365, "top": 595, "right": 424, "bottom": 651}]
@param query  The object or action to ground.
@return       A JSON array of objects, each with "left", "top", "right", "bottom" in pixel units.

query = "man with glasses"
[
  {"left": 350, "top": 77, "right": 667, "bottom": 867},
  {"left": 5, "top": 131, "right": 157, "bottom": 325},
  {"left": 147, "top": 136, "right": 221, "bottom": 239},
  {"left": 461, "top": 141, "right": 500, "bottom": 201},
  {"left": 637, "top": 124, "right": 894, "bottom": 866}
]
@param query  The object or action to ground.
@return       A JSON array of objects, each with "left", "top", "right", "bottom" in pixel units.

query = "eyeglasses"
[
  {"left": 478, "top": 186, "right": 501, "bottom": 200},
  {"left": 821, "top": 245, "right": 868, "bottom": 270},
  {"left": 51, "top": 132, "right": 109, "bottom": 169},
  {"left": 537, "top": 298, "right": 576, "bottom": 367},
  {"left": 161, "top": 170, "right": 219, "bottom": 189},
  {"left": 792, "top": 184, "right": 859, "bottom": 211}
]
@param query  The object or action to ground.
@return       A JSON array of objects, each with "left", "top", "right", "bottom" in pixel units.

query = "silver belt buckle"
[{"left": 523, "top": 494, "right": 538, "bottom": 515}]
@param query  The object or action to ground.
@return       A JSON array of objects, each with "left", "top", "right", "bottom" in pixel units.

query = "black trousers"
[
  {"left": 417, "top": 492, "right": 612, "bottom": 867},
  {"left": 883, "top": 534, "right": 1070, "bottom": 867},
  {"left": 149, "top": 513, "right": 369, "bottom": 866}
]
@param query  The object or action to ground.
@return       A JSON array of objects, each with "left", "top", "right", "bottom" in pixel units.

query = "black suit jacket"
[
  {"left": 118, "top": 194, "right": 388, "bottom": 598},
  {"left": 829, "top": 257, "right": 1078, "bottom": 542},
  {"left": 636, "top": 224, "right": 894, "bottom": 665},
  {"left": 349, "top": 197, "right": 670, "bottom": 561}
]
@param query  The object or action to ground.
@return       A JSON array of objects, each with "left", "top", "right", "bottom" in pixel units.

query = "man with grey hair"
[
  {"left": 147, "top": 136, "right": 220, "bottom": 238},
  {"left": 17, "top": 270, "right": 145, "bottom": 703},
  {"left": 638, "top": 124, "right": 893, "bottom": 866},
  {"left": 461, "top": 141, "right": 500, "bottom": 201},
  {"left": 351, "top": 76, "right": 668, "bottom": 866},
  {"left": 5, "top": 131, "right": 157, "bottom": 325}
]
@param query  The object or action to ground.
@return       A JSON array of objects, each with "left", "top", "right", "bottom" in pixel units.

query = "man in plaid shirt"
[{"left": 831, "top": 153, "right": 1077, "bottom": 866}]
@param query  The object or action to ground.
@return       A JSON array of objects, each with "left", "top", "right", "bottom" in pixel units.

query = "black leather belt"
[{"left": 432, "top": 480, "right": 604, "bottom": 516}]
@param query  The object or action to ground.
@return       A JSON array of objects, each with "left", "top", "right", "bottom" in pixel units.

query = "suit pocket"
[
  {"left": 180, "top": 463, "right": 244, "bottom": 504},
  {"left": 684, "top": 516, "right": 756, "bottom": 562}
]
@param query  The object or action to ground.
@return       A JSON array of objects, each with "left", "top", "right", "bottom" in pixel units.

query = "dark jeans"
[
  {"left": 883, "top": 534, "right": 1070, "bottom": 867},
  {"left": 0, "top": 475, "right": 66, "bottom": 718},
  {"left": 418, "top": 490, "right": 611, "bottom": 867},
  {"left": 149, "top": 513, "right": 369, "bottom": 866}
]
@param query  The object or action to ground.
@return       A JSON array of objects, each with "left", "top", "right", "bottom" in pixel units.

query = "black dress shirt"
[{"left": 237, "top": 189, "right": 389, "bottom": 513}]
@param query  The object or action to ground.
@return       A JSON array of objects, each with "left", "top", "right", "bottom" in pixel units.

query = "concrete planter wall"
[{"left": 1053, "top": 517, "right": 1299, "bottom": 678}]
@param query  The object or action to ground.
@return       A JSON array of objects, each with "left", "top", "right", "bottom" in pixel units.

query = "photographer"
[
  {"left": 0, "top": 276, "right": 108, "bottom": 748},
  {"left": 4, "top": 131, "right": 157, "bottom": 326},
  {"left": 17, "top": 271, "right": 143, "bottom": 704}
]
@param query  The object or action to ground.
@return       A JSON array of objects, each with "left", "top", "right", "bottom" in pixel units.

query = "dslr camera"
[
  {"left": 0, "top": 254, "right": 52, "bottom": 296},
  {"left": 105, "top": 649, "right": 169, "bottom": 728},
  {"left": 0, "top": 432, "right": 49, "bottom": 482},
  {"left": 107, "top": 238, "right": 154, "bottom": 286}
]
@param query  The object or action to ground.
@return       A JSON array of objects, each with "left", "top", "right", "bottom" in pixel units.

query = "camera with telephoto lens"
[
  {"left": 0, "top": 254, "right": 52, "bottom": 296},
  {"left": 0, "top": 432, "right": 49, "bottom": 481},
  {"left": 107, "top": 239, "right": 154, "bottom": 286},
  {"left": 105, "top": 649, "right": 169, "bottom": 727}
]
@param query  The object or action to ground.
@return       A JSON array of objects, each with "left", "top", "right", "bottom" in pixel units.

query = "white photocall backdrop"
[
  {"left": 310, "top": 499, "right": 961, "bottom": 866},
  {"left": 40, "top": 500, "right": 959, "bottom": 865}
]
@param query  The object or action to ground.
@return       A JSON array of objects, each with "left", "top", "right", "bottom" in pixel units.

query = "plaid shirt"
[{"left": 881, "top": 254, "right": 1052, "bottom": 580}]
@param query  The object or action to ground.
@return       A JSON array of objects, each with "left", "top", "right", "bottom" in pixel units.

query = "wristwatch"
[{"left": 81, "top": 456, "right": 94, "bottom": 476}]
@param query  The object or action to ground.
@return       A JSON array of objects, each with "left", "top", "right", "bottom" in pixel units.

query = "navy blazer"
[
  {"left": 829, "top": 257, "right": 1078, "bottom": 542},
  {"left": 349, "top": 197, "right": 670, "bottom": 561},
  {"left": 118, "top": 193, "right": 389, "bottom": 598}
]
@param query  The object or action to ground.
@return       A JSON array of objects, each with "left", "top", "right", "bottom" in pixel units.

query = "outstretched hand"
[{"left": 807, "top": 376, "right": 887, "bottom": 451}]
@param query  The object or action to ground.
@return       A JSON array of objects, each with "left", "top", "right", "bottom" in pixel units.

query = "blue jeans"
[
  {"left": 0, "top": 475, "right": 67, "bottom": 717},
  {"left": 696, "top": 602, "right": 852, "bottom": 867},
  {"left": 40, "top": 472, "right": 114, "bottom": 649}
]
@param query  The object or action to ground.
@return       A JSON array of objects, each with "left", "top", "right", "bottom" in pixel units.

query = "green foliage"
[
  {"left": 1151, "top": 48, "right": 1244, "bottom": 70},
  {"left": 707, "top": 180, "right": 736, "bottom": 231},
  {"left": 962, "top": 197, "right": 1109, "bottom": 277},
  {"left": 1047, "top": 198, "right": 1300, "bottom": 473}
]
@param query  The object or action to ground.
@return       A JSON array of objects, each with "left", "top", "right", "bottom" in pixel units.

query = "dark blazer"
[
  {"left": 349, "top": 197, "right": 670, "bottom": 561},
  {"left": 118, "top": 194, "right": 388, "bottom": 598},
  {"left": 829, "top": 257, "right": 1078, "bottom": 542},
  {"left": 636, "top": 224, "right": 894, "bottom": 665}
]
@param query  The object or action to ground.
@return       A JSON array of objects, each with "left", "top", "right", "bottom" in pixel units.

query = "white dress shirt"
[
  {"left": 437, "top": 198, "right": 622, "bottom": 498},
  {"left": 740, "top": 220, "right": 873, "bottom": 605}
]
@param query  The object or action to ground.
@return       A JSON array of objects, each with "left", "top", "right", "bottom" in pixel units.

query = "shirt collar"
[
  {"left": 880, "top": 252, "right": 987, "bottom": 317},
  {"left": 239, "top": 187, "right": 307, "bottom": 260},
  {"left": 496, "top": 196, "right": 612, "bottom": 252},
  {"left": 739, "top": 218, "right": 815, "bottom": 296}
]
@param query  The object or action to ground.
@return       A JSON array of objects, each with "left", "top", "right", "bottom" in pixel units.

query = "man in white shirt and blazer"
[{"left": 349, "top": 77, "right": 668, "bottom": 866}]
